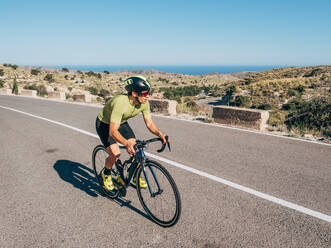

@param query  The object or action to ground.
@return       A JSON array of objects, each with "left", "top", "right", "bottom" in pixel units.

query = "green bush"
[
  {"left": 0, "top": 79, "right": 4, "bottom": 88},
  {"left": 0, "top": 69, "right": 4, "bottom": 76},
  {"left": 62, "top": 67, "right": 69, "bottom": 72},
  {"left": 285, "top": 96, "right": 331, "bottom": 132},
  {"left": 288, "top": 88, "right": 297, "bottom": 97},
  {"left": 229, "top": 95, "right": 251, "bottom": 107},
  {"left": 44, "top": 73, "right": 55, "bottom": 82},
  {"left": 12, "top": 79, "right": 18, "bottom": 94},
  {"left": 282, "top": 98, "right": 304, "bottom": 111},
  {"left": 99, "top": 88, "right": 110, "bottom": 97},
  {"left": 257, "top": 103, "right": 272, "bottom": 110},
  {"left": 31, "top": 69, "right": 40, "bottom": 75},
  {"left": 87, "top": 86, "right": 98, "bottom": 95},
  {"left": 322, "top": 126, "right": 331, "bottom": 138},
  {"left": 104, "top": 70, "right": 110, "bottom": 74},
  {"left": 10, "top": 64, "right": 18, "bottom": 70},
  {"left": 268, "top": 111, "right": 286, "bottom": 126},
  {"left": 295, "top": 85, "right": 305, "bottom": 94}
]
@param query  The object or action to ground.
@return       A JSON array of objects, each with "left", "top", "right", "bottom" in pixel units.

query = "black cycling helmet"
[{"left": 124, "top": 76, "right": 151, "bottom": 93}]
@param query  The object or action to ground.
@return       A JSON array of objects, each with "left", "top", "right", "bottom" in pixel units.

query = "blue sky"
[{"left": 1, "top": 0, "right": 330, "bottom": 66}]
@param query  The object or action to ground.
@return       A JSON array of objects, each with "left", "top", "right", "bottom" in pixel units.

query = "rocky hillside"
[{"left": 0, "top": 63, "right": 248, "bottom": 98}]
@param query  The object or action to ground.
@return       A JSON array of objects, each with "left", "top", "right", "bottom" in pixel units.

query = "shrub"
[
  {"left": 99, "top": 88, "right": 110, "bottom": 97},
  {"left": 229, "top": 95, "right": 251, "bottom": 107},
  {"left": 104, "top": 70, "right": 110, "bottom": 74},
  {"left": 295, "top": 85, "right": 305, "bottom": 94},
  {"left": 87, "top": 86, "right": 98, "bottom": 95},
  {"left": 268, "top": 111, "right": 286, "bottom": 126},
  {"left": 288, "top": 89, "right": 297, "bottom": 97},
  {"left": 62, "top": 67, "right": 69, "bottom": 72},
  {"left": 0, "top": 79, "right": 4, "bottom": 88},
  {"left": 44, "top": 73, "right": 55, "bottom": 82},
  {"left": 31, "top": 69, "right": 40, "bottom": 75},
  {"left": 12, "top": 79, "right": 18, "bottom": 94},
  {"left": 0, "top": 69, "right": 4, "bottom": 76},
  {"left": 285, "top": 96, "right": 331, "bottom": 132},
  {"left": 257, "top": 103, "right": 272, "bottom": 110},
  {"left": 10, "top": 64, "right": 18, "bottom": 70},
  {"left": 282, "top": 98, "right": 304, "bottom": 111},
  {"left": 64, "top": 75, "right": 69, "bottom": 80},
  {"left": 226, "top": 85, "right": 236, "bottom": 96},
  {"left": 322, "top": 126, "right": 331, "bottom": 138},
  {"left": 309, "top": 83, "right": 318, "bottom": 89}
]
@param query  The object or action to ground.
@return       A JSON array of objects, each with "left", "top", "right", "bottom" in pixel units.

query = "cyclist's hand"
[
  {"left": 160, "top": 133, "right": 168, "bottom": 144},
  {"left": 125, "top": 139, "right": 136, "bottom": 155}
]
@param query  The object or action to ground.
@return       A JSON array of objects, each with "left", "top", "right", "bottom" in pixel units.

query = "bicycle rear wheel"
[
  {"left": 136, "top": 159, "right": 181, "bottom": 227},
  {"left": 92, "top": 145, "right": 119, "bottom": 198}
]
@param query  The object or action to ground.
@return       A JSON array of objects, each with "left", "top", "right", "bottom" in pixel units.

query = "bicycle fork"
[{"left": 140, "top": 149, "right": 163, "bottom": 197}]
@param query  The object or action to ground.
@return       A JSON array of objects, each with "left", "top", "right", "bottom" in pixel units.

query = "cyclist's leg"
[{"left": 105, "top": 143, "right": 120, "bottom": 169}]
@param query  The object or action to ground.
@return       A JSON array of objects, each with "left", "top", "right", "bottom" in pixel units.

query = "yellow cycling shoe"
[
  {"left": 133, "top": 176, "right": 147, "bottom": 188},
  {"left": 101, "top": 169, "right": 114, "bottom": 191}
]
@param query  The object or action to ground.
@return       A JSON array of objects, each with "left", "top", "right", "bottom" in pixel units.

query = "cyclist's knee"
[{"left": 107, "top": 144, "right": 121, "bottom": 158}]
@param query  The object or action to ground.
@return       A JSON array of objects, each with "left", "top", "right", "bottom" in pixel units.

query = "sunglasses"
[{"left": 138, "top": 91, "right": 150, "bottom": 97}]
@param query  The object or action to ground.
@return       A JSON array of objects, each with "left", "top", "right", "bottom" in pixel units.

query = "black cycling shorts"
[{"left": 95, "top": 117, "right": 136, "bottom": 148}]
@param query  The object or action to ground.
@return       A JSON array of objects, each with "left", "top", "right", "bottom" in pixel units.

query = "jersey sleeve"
[{"left": 142, "top": 101, "right": 151, "bottom": 118}]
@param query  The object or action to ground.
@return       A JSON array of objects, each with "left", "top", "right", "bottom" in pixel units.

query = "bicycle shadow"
[{"left": 53, "top": 160, "right": 152, "bottom": 221}]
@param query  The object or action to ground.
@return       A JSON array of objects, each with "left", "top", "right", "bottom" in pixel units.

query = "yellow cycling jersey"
[{"left": 97, "top": 94, "right": 151, "bottom": 124}]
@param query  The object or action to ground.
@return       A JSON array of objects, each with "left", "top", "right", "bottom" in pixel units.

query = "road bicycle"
[{"left": 92, "top": 136, "right": 181, "bottom": 227}]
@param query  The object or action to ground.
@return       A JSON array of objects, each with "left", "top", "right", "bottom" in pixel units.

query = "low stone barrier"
[
  {"left": 19, "top": 89, "right": 37, "bottom": 97},
  {"left": 0, "top": 88, "right": 12, "bottom": 95},
  {"left": 212, "top": 106, "right": 269, "bottom": 130},
  {"left": 149, "top": 99, "right": 177, "bottom": 116},
  {"left": 48, "top": 91, "right": 66, "bottom": 101},
  {"left": 73, "top": 94, "right": 92, "bottom": 103}
]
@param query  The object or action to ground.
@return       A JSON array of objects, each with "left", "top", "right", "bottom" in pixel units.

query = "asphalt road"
[{"left": 1, "top": 95, "right": 330, "bottom": 248}]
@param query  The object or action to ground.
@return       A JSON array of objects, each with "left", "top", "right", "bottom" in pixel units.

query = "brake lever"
[{"left": 157, "top": 135, "right": 170, "bottom": 153}]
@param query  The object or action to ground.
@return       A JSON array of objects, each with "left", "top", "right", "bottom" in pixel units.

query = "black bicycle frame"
[{"left": 115, "top": 147, "right": 163, "bottom": 197}]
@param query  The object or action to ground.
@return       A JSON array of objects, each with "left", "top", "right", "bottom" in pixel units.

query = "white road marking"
[{"left": 1, "top": 104, "right": 330, "bottom": 223}]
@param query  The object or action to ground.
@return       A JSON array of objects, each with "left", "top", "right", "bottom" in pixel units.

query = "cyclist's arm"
[{"left": 143, "top": 116, "right": 167, "bottom": 144}]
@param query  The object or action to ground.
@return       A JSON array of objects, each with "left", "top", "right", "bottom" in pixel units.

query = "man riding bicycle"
[{"left": 95, "top": 76, "right": 167, "bottom": 191}]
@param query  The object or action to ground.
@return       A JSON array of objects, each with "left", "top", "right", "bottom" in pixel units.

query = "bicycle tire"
[
  {"left": 136, "top": 159, "right": 181, "bottom": 227},
  {"left": 92, "top": 145, "right": 119, "bottom": 199}
]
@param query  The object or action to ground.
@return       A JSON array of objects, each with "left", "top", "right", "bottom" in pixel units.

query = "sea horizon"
[{"left": 38, "top": 64, "right": 297, "bottom": 76}]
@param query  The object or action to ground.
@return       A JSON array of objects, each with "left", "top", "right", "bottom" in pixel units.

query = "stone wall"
[
  {"left": 73, "top": 94, "right": 92, "bottom": 103},
  {"left": 149, "top": 99, "right": 177, "bottom": 116},
  {"left": 212, "top": 106, "right": 269, "bottom": 130},
  {"left": 0, "top": 88, "right": 12, "bottom": 95},
  {"left": 48, "top": 92, "right": 66, "bottom": 101},
  {"left": 19, "top": 89, "right": 37, "bottom": 97}
]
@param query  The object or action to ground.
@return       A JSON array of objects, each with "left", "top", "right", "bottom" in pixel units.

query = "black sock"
[{"left": 104, "top": 168, "right": 111, "bottom": 175}]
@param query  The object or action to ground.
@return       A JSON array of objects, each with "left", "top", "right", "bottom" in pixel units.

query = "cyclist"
[{"left": 95, "top": 76, "right": 167, "bottom": 191}]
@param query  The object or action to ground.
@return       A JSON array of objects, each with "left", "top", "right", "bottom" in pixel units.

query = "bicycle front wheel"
[
  {"left": 136, "top": 160, "right": 181, "bottom": 227},
  {"left": 92, "top": 145, "right": 119, "bottom": 199}
]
